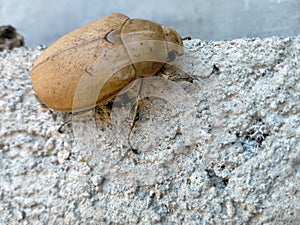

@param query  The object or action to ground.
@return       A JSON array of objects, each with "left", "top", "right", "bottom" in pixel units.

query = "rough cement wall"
[{"left": 0, "top": 36, "right": 300, "bottom": 224}]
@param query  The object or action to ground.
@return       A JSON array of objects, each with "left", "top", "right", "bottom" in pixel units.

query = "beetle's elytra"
[{"left": 30, "top": 13, "right": 183, "bottom": 112}]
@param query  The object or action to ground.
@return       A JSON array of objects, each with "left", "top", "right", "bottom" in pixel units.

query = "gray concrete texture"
[
  {"left": 0, "top": 0, "right": 300, "bottom": 47},
  {"left": 1, "top": 35, "right": 300, "bottom": 224}
]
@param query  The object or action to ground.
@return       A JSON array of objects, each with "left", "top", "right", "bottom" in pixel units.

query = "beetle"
[{"left": 30, "top": 13, "right": 183, "bottom": 112}]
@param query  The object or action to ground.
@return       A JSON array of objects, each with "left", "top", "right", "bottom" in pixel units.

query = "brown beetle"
[{"left": 30, "top": 13, "right": 183, "bottom": 112}]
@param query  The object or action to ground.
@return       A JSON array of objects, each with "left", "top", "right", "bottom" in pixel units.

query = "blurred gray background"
[{"left": 0, "top": 0, "right": 299, "bottom": 47}]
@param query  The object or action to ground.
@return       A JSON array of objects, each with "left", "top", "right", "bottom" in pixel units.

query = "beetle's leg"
[
  {"left": 130, "top": 78, "right": 144, "bottom": 128},
  {"left": 158, "top": 66, "right": 195, "bottom": 83},
  {"left": 127, "top": 78, "right": 144, "bottom": 154},
  {"left": 181, "top": 36, "right": 191, "bottom": 41},
  {"left": 58, "top": 119, "right": 72, "bottom": 133}
]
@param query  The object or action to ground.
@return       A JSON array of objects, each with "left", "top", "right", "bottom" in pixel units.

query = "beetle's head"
[{"left": 162, "top": 26, "right": 184, "bottom": 62}]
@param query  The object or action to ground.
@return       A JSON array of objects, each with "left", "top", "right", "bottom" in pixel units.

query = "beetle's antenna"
[{"left": 127, "top": 78, "right": 144, "bottom": 154}]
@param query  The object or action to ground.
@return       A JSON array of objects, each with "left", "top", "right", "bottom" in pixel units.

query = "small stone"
[
  {"left": 63, "top": 140, "right": 73, "bottom": 150},
  {"left": 269, "top": 101, "right": 277, "bottom": 110},
  {"left": 45, "top": 138, "right": 55, "bottom": 150},
  {"left": 226, "top": 200, "right": 236, "bottom": 218},
  {"left": 31, "top": 142, "right": 43, "bottom": 152},
  {"left": 91, "top": 175, "right": 105, "bottom": 186},
  {"left": 79, "top": 163, "right": 91, "bottom": 175},
  {"left": 15, "top": 95, "right": 23, "bottom": 103},
  {"left": 57, "top": 150, "right": 70, "bottom": 163},
  {"left": 14, "top": 209, "right": 25, "bottom": 221}
]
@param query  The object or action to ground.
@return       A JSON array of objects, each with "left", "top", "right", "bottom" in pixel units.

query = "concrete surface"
[
  {"left": 1, "top": 0, "right": 300, "bottom": 47},
  {"left": 0, "top": 35, "right": 300, "bottom": 224}
]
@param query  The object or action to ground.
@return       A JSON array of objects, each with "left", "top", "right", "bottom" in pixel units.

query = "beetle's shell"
[{"left": 30, "top": 13, "right": 183, "bottom": 112}]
